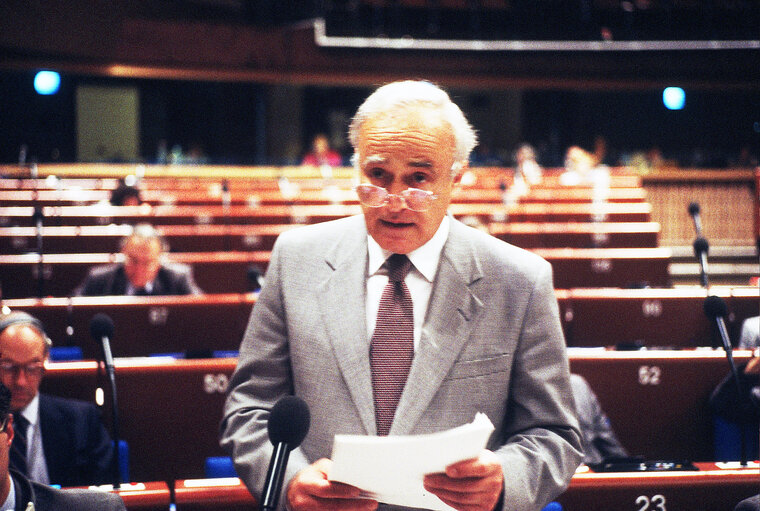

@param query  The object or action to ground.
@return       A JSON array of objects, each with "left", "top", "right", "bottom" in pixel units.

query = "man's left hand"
[{"left": 423, "top": 450, "right": 504, "bottom": 511}]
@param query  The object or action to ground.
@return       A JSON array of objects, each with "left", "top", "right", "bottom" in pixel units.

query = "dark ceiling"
[{"left": 0, "top": 0, "right": 758, "bottom": 89}]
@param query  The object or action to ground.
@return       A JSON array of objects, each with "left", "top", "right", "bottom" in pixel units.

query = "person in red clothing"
[{"left": 301, "top": 134, "right": 342, "bottom": 167}]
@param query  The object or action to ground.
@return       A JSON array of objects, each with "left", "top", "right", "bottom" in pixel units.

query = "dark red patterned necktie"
[{"left": 370, "top": 253, "right": 414, "bottom": 436}]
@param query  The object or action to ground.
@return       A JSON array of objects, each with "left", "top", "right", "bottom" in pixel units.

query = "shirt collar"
[{"left": 367, "top": 215, "right": 450, "bottom": 282}]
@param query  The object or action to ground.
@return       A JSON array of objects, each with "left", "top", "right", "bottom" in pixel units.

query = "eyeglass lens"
[{"left": 356, "top": 184, "right": 435, "bottom": 212}]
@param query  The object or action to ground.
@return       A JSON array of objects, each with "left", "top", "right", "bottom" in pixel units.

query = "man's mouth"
[{"left": 380, "top": 219, "right": 414, "bottom": 228}]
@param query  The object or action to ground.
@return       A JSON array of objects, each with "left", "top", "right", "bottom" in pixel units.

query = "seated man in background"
[
  {"left": 570, "top": 374, "right": 629, "bottom": 466},
  {"left": 74, "top": 223, "right": 203, "bottom": 296},
  {"left": 0, "top": 381, "right": 126, "bottom": 510},
  {"left": 0, "top": 312, "right": 115, "bottom": 487},
  {"left": 109, "top": 179, "right": 143, "bottom": 206}
]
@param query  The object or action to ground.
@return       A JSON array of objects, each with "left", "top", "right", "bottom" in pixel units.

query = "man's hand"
[
  {"left": 286, "top": 458, "right": 378, "bottom": 511},
  {"left": 423, "top": 450, "right": 504, "bottom": 511}
]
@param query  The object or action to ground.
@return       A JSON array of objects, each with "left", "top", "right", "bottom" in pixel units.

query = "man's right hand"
[{"left": 286, "top": 458, "right": 378, "bottom": 511}]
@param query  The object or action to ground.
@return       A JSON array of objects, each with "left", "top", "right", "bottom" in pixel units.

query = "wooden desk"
[
  {"left": 532, "top": 248, "right": 670, "bottom": 288},
  {"left": 0, "top": 247, "right": 671, "bottom": 298},
  {"left": 559, "top": 462, "right": 759, "bottom": 511},
  {"left": 489, "top": 221, "right": 661, "bottom": 249},
  {"left": 3, "top": 294, "right": 254, "bottom": 358},
  {"left": 0, "top": 251, "right": 271, "bottom": 298},
  {"left": 563, "top": 287, "right": 758, "bottom": 348},
  {"left": 37, "top": 351, "right": 754, "bottom": 484},
  {"left": 93, "top": 481, "right": 171, "bottom": 510},
  {"left": 173, "top": 463, "right": 759, "bottom": 511},
  {"left": 0, "top": 221, "right": 660, "bottom": 257},
  {"left": 569, "top": 349, "right": 754, "bottom": 462},
  {"left": 173, "top": 478, "right": 255, "bottom": 511},
  {"left": 0, "top": 201, "right": 652, "bottom": 227}
]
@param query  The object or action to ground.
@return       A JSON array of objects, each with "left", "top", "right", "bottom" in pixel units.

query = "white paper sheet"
[{"left": 328, "top": 413, "right": 495, "bottom": 511}]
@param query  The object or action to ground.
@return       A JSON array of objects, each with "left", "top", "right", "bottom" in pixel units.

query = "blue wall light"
[
  {"left": 662, "top": 87, "right": 685, "bottom": 110},
  {"left": 34, "top": 71, "right": 61, "bottom": 95}
]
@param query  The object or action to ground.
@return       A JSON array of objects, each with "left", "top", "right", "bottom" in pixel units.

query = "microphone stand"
[
  {"left": 704, "top": 296, "right": 748, "bottom": 466},
  {"left": 101, "top": 335, "right": 121, "bottom": 489}
]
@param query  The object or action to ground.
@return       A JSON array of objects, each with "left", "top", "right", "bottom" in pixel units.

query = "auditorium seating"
[
  {"left": 0, "top": 248, "right": 671, "bottom": 299},
  {"left": 39, "top": 350, "right": 755, "bottom": 485},
  {"left": 0, "top": 201, "right": 653, "bottom": 226},
  {"left": 7, "top": 164, "right": 754, "bottom": 505}
]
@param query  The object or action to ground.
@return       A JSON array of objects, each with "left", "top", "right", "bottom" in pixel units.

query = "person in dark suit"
[
  {"left": 0, "top": 381, "right": 127, "bottom": 510},
  {"left": 74, "top": 223, "right": 203, "bottom": 296},
  {"left": 221, "top": 80, "right": 582, "bottom": 511},
  {"left": 735, "top": 495, "right": 760, "bottom": 511},
  {"left": 0, "top": 312, "right": 115, "bottom": 487},
  {"left": 570, "top": 374, "right": 628, "bottom": 466}
]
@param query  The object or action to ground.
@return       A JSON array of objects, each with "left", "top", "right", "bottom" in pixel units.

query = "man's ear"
[
  {"left": 6, "top": 416, "right": 14, "bottom": 445},
  {"left": 452, "top": 161, "right": 468, "bottom": 185}
]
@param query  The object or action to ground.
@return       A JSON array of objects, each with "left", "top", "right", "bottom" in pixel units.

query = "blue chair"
[
  {"left": 713, "top": 416, "right": 759, "bottom": 461},
  {"left": 115, "top": 440, "right": 130, "bottom": 483},
  {"left": 205, "top": 456, "right": 237, "bottom": 478},
  {"left": 213, "top": 350, "right": 239, "bottom": 358},
  {"left": 49, "top": 346, "right": 83, "bottom": 361}
]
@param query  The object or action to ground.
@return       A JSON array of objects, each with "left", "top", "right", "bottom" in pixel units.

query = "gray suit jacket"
[{"left": 221, "top": 215, "right": 582, "bottom": 511}]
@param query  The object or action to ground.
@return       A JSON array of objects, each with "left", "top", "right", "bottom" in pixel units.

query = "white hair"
[{"left": 348, "top": 80, "right": 478, "bottom": 166}]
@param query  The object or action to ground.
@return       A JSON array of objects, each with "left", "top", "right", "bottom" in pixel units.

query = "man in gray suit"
[{"left": 221, "top": 80, "right": 583, "bottom": 511}]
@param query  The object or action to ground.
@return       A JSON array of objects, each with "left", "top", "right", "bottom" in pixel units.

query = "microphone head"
[
  {"left": 693, "top": 237, "right": 709, "bottom": 255},
  {"left": 703, "top": 295, "right": 728, "bottom": 318},
  {"left": 89, "top": 313, "right": 114, "bottom": 340},
  {"left": 688, "top": 202, "right": 700, "bottom": 216},
  {"left": 267, "top": 396, "right": 310, "bottom": 449}
]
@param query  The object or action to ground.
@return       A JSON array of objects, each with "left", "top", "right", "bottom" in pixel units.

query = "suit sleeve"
[
  {"left": 219, "top": 235, "right": 310, "bottom": 509},
  {"left": 83, "top": 403, "right": 116, "bottom": 485},
  {"left": 493, "top": 260, "right": 583, "bottom": 511}
]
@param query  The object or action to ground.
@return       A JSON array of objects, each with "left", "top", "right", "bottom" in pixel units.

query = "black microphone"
[
  {"left": 693, "top": 237, "right": 710, "bottom": 288},
  {"left": 688, "top": 202, "right": 703, "bottom": 236},
  {"left": 703, "top": 294, "right": 747, "bottom": 465},
  {"left": 89, "top": 313, "right": 121, "bottom": 488},
  {"left": 261, "top": 396, "right": 311, "bottom": 511}
]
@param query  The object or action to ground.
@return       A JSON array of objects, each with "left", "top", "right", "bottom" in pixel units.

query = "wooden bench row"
[
  {"left": 0, "top": 185, "right": 648, "bottom": 208},
  {"left": 0, "top": 202, "right": 653, "bottom": 227},
  {"left": 39, "top": 351, "right": 755, "bottom": 484},
  {"left": 0, "top": 247, "right": 672, "bottom": 299},
  {"left": 99, "top": 460, "right": 760, "bottom": 511},
  {"left": 2, "top": 286, "right": 755, "bottom": 359},
  {"left": 0, "top": 221, "right": 661, "bottom": 256},
  {"left": 0, "top": 169, "right": 642, "bottom": 192}
]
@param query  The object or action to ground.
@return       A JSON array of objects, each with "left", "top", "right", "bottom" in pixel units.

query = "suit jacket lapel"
[
  {"left": 316, "top": 218, "right": 377, "bottom": 435},
  {"left": 38, "top": 394, "right": 65, "bottom": 484},
  {"left": 393, "top": 220, "right": 484, "bottom": 435}
]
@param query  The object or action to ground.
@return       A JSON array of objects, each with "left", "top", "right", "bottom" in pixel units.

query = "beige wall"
[{"left": 76, "top": 85, "right": 139, "bottom": 162}]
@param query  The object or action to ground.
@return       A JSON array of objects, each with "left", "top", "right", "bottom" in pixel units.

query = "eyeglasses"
[
  {"left": 0, "top": 361, "right": 45, "bottom": 379},
  {"left": 355, "top": 184, "right": 438, "bottom": 212}
]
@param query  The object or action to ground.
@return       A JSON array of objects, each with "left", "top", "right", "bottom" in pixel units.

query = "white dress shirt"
[{"left": 366, "top": 215, "right": 450, "bottom": 350}]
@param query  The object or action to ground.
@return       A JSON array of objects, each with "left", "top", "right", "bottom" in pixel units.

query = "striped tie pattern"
[
  {"left": 370, "top": 254, "right": 414, "bottom": 436},
  {"left": 9, "top": 413, "right": 29, "bottom": 476}
]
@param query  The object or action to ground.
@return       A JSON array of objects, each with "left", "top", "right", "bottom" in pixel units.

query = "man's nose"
[
  {"left": 13, "top": 371, "right": 28, "bottom": 386},
  {"left": 385, "top": 193, "right": 407, "bottom": 212}
]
